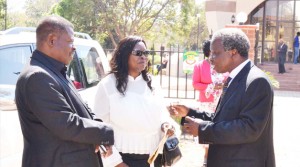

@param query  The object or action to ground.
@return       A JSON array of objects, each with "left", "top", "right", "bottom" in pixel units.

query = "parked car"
[{"left": 0, "top": 27, "right": 110, "bottom": 167}]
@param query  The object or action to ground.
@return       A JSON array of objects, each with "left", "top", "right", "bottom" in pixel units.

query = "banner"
[{"left": 183, "top": 50, "right": 199, "bottom": 74}]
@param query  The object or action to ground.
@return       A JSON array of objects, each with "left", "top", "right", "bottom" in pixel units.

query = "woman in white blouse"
[{"left": 93, "top": 36, "right": 179, "bottom": 167}]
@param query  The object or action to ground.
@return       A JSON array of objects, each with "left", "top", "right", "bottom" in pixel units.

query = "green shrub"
[{"left": 264, "top": 70, "right": 280, "bottom": 88}]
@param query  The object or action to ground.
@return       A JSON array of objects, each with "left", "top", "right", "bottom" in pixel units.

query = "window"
[
  {"left": 75, "top": 45, "right": 105, "bottom": 88},
  {"left": 0, "top": 45, "right": 32, "bottom": 85},
  {"left": 265, "top": 1, "right": 278, "bottom": 20},
  {"left": 0, "top": 45, "right": 31, "bottom": 103},
  {"left": 68, "top": 56, "right": 83, "bottom": 89},
  {"left": 278, "top": 1, "right": 294, "bottom": 21}
]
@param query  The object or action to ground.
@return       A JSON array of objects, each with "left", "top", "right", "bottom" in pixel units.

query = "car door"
[
  {"left": 68, "top": 44, "right": 107, "bottom": 108},
  {"left": 0, "top": 44, "right": 33, "bottom": 167},
  {"left": 0, "top": 44, "right": 33, "bottom": 110}
]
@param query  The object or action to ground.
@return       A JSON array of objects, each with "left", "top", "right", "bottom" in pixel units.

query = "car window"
[
  {"left": 0, "top": 45, "right": 32, "bottom": 110},
  {"left": 68, "top": 55, "right": 83, "bottom": 89},
  {"left": 75, "top": 45, "right": 105, "bottom": 88},
  {"left": 0, "top": 45, "right": 32, "bottom": 85}
]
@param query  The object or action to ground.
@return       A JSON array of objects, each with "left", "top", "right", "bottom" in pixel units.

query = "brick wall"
[{"left": 225, "top": 25, "right": 258, "bottom": 62}]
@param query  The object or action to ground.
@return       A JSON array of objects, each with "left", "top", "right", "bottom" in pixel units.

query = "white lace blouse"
[{"left": 93, "top": 74, "right": 179, "bottom": 166}]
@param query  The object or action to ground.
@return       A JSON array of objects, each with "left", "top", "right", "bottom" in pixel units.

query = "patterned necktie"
[
  {"left": 215, "top": 77, "right": 232, "bottom": 113},
  {"left": 216, "top": 77, "right": 232, "bottom": 112},
  {"left": 221, "top": 77, "right": 232, "bottom": 99}
]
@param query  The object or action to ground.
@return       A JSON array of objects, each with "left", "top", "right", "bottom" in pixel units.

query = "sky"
[
  {"left": 195, "top": 0, "right": 205, "bottom": 5},
  {"left": 7, "top": 0, "right": 26, "bottom": 12}
]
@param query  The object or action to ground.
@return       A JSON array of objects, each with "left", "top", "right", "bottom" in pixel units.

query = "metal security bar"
[{"left": 104, "top": 45, "right": 201, "bottom": 99}]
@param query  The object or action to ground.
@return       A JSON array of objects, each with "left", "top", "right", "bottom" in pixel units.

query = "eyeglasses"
[{"left": 131, "top": 50, "right": 150, "bottom": 57}]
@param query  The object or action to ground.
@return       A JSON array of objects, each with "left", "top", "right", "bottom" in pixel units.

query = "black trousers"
[
  {"left": 120, "top": 152, "right": 162, "bottom": 167},
  {"left": 278, "top": 55, "right": 286, "bottom": 73}
]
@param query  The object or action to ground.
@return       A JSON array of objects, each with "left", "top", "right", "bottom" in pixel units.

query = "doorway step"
[{"left": 257, "top": 63, "right": 300, "bottom": 92}]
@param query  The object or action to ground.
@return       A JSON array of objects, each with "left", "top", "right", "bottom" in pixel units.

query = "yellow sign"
[{"left": 183, "top": 51, "right": 199, "bottom": 74}]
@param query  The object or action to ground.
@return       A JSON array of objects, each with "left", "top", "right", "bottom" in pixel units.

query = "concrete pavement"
[
  {"left": 166, "top": 90, "right": 300, "bottom": 167},
  {"left": 1, "top": 90, "right": 299, "bottom": 167}
]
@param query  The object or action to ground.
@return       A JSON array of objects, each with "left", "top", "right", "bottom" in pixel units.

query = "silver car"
[{"left": 0, "top": 27, "right": 110, "bottom": 167}]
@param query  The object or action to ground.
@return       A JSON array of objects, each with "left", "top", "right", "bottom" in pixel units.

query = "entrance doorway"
[{"left": 250, "top": 0, "right": 300, "bottom": 64}]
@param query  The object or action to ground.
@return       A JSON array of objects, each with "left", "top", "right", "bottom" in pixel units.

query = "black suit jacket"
[
  {"left": 15, "top": 50, "right": 114, "bottom": 167},
  {"left": 277, "top": 43, "right": 287, "bottom": 63},
  {"left": 185, "top": 62, "right": 275, "bottom": 167}
]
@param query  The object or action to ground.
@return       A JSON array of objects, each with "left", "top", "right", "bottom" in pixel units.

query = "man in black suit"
[
  {"left": 168, "top": 28, "right": 275, "bottom": 167},
  {"left": 15, "top": 15, "right": 114, "bottom": 167},
  {"left": 277, "top": 38, "right": 287, "bottom": 74}
]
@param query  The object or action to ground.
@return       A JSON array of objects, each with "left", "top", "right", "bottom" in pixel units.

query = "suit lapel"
[
  {"left": 32, "top": 52, "right": 93, "bottom": 119},
  {"left": 214, "top": 61, "right": 253, "bottom": 119}
]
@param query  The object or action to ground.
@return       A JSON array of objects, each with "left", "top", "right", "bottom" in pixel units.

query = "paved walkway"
[
  {"left": 1, "top": 90, "right": 299, "bottom": 167},
  {"left": 165, "top": 90, "right": 300, "bottom": 167}
]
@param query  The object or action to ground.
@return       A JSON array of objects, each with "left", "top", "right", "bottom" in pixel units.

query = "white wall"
[{"left": 205, "top": 0, "right": 265, "bottom": 32}]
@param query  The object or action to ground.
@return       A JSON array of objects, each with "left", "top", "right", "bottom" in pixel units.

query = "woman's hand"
[
  {"left": 116, "top": 162, "right": 129, "bottom": 167},
  {"left": 161, "top": 122, "right": 175, "bottom": 137}
]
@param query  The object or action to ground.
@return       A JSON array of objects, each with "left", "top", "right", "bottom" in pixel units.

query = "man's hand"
[
  {"left": 167, "top": 104, "right": 189, "bottom": 117},
  {"left": 116, "top": 162, "right": 129, "bottom": 167},
  {"left": 95, "top": 145, "right": 113, "bottom": 158},
  {"left": 183, "top": 116, "right": 203, "bottom": 137}
]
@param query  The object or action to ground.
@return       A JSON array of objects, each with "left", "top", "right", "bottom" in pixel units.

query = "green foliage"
[
  {"left": 0, "top": 0, "right": 7, "bottom": 30},
  {"left": 147, "top": 54, "right": 161, "bottom": 75},
  {"left": 7, "top": 12, "right": 28, "bottom": 28},
  {"left": 5, "top": 0, "right": 209, "bottom": 52},
  {"left": 145, "top": 1, "right": 208, "bottom": 51},
  {"left": 51, "top": 0, "right": 100, "bottom": 40},
  {"left": 153, "top": 55, "right": 162, "bottom": 65},
  {"left": 263, "top": 70, "right": 280, "bottom": 88},
  {"left": 52, "top": 0, "right": 187, "bottom": 48},
  {"left": 25, "top": 0, "right": 61, "bottom": 26}
]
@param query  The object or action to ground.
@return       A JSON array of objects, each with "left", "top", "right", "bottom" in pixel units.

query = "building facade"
[{"left": 205, "top": 0, "right": 300, "bottom": 64}]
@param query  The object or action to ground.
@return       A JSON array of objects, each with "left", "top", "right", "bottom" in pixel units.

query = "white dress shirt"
[{"left": 228, "top": 59, "right": 250, "bottom": 86}]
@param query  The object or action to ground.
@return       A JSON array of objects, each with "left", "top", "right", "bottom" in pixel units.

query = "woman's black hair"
[
  {"left": 109, "top": 36, "right": 152, "bottom": 95},
  {"left": 202, "top": 40, "right": 211, "bottom": 58}
]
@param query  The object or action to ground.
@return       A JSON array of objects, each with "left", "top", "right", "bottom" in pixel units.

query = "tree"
[
  {"left": 24, "top": 0, "right": 61, "bottom": 26},
  {"left": 0, "top": 0, "right": 7, "bottom": 30},
  {"left": 52, "top": 0, "right": 100, "bottom": 41},
  {"left": 3, "top": 0, "right": 208, "bottom": 51},
  {"left": 52, "top": 0, "right": 178, "bottom": 48},
  {"left": 51, "top": 0, "right": 208, "bottom": 50},
  {"left": 145, "top": 1, "right": 208, "bottom": 51}
]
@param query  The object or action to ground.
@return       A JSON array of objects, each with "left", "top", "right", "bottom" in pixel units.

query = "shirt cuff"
[{"left": 102, "top": 146, "right": 123, "bottom": 167}]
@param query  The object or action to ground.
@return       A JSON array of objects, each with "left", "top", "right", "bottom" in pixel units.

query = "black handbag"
[{"left": 161, "top": 135, "right": 182, "bottom": 166}]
